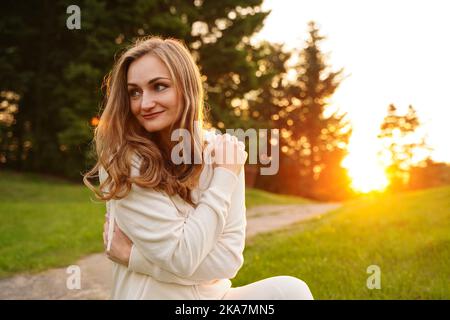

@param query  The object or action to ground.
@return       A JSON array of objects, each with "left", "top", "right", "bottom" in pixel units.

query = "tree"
[
  {"left": 188, "top": 2, "right": 270, "bottom": 129},
  {"left": 409, "top": 158, "right": 450, "bottom": 190},
  {"left": 377, "top": 103, "right": 431, "bottom": 191},
  {"left": 0, "top": 0, "right": 270, "bottom": 180},
  {"left": 258, "top": 21, "right": 352, "bottom": 200}
]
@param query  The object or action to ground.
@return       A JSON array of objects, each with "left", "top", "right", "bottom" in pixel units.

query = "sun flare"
[{"left": 342, "top": 154, "right": 389, "bottom": 193}]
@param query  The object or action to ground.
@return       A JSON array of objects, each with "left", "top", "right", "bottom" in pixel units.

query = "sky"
[{"left": 252, "top": 0, "right": 450, "bottom": 170}]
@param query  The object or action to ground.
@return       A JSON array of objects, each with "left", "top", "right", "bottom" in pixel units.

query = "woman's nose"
[{"left": 141, "top": 92, "right": 156, "bottom": 110}]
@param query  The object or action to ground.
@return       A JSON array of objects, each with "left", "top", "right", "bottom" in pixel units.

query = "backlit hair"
[{"left": 83, "top": 36, "right": 208, "bottom": 205}]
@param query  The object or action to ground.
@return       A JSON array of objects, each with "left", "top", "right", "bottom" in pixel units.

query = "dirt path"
[
  {"left": 0, "top": 202, "right": 341, "bottom": 300},
  {"left": 245, "top": 203, "right": 340, "bottom": 237}
]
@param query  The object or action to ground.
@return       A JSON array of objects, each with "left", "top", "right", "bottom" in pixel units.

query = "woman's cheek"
[{"left": 130, "top": 101, "right": 139, "bottom": 113}]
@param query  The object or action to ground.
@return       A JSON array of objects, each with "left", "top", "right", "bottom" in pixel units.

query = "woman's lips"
[{"left": 142, "top": 110, "right": 165, "bottom": 119}]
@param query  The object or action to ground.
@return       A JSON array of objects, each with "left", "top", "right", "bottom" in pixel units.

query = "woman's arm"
[
  {"left": 102, "top": 135, "right": 247, "bottom": 278},
  {"left": 127, "top": 168, "right": 246, "bottom": 282},
  {"left": 112, "top": 165, "right": 238, "bottom": 278}
]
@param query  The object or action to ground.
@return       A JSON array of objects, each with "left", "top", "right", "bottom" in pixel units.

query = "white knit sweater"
[{"left": 99, "top": 130, "right": 247, "bottom": 299}]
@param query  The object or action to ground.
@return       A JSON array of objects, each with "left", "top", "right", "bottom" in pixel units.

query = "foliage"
[
  {"left": 254, "top": 22, "right": 353, "bottom": 200},
  {"left": 378, "top": 104, "right": 431, "bottom": 191},
  {"left": 0, "top": 0, "right": 270, "bottom": 179}
]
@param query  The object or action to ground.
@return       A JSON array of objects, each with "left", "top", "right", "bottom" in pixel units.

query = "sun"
[{"left": 342, "top": 153, "right": 389, "bottom": 193}]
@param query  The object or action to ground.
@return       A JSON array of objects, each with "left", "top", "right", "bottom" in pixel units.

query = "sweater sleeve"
[
  {"left": 128, "top": 168, "right": 247, "bottom": 283},
  {"left": 190, "top": 167, "right": 246, "bottom": 280},
  {"left": 113, "top": 166, "right": 239, "bottom": 278}
]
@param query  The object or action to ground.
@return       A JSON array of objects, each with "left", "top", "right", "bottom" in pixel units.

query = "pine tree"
[{"left": 274, "top": 21, "right": 352, "bottom": 199}]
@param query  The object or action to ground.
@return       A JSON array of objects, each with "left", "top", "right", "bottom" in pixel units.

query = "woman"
[{"left": 84, "top": 36, "right": 313, "bottom": 300}]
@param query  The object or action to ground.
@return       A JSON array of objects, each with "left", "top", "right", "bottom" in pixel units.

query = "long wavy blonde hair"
[{"left": 83, "top": 36, "right": 208, "bottom": 205}]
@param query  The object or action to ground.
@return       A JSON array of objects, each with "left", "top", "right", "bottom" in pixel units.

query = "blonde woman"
[{"left": 84, "top": 36, "right": 313, "bottom": 300}]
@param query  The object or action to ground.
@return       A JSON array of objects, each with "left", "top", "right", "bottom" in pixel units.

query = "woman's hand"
[
  {"left": 103, "top": 216, "right": 133, "bottom": 267},
  {"left": 213, "top": 133, "right": 248, "bottom": 175}
]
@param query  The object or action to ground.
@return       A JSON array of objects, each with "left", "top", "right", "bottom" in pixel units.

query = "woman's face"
[{"left": 127, "top": 54, "right": 181, "bottom": 137}]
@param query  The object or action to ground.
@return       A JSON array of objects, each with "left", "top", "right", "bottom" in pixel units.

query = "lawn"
[
  {"left": 232, "top": 185, "right": 450, "bottom": 299},
  {"left": 245, "top": 187, "right": 312, "bottom": 208},
  {"left": 0, "top": 170, "right": 310, "bottom": 279},
  {"left": 2, "top": 170, "right": 448, "bottom": 299},
  {"left": 0, "top": 170, "right": 105, "bottom": 279}
]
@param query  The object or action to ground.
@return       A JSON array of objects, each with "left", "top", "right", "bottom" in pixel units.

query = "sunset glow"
[
  {"left": 342, "top": 151, "right": 389, "bottom": 193},
  {"left": 253, "top": 0, "right": 450, "bottom": 192}
]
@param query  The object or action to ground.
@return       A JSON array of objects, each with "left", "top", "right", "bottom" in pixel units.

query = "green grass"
[
  {"left": 245, "top": 187, "right": 312, "bottom": 208},
  {"left": 0, "top": 170, "right": 309, "bottom": 279},
  {"left": 3, "top": 170, "right": 448, "bottom": 299},
  {"left": 0, "top": 170, "right": 105, "bottom": 279},
  {"left": 232, "top": 186, "right": 450, "bottom": 299}
]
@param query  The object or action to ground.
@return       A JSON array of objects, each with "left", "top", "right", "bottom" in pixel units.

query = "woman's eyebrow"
[{"left": 127, "top": 76, "right": 170, "bottom": 86}]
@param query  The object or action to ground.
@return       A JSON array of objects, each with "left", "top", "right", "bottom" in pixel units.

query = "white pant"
[{"left": 222, "top": 276, "right": 314, "bottom": 300}]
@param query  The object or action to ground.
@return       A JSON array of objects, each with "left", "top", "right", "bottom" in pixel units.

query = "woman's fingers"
[
  {"left": 209, "top": 133, "right": 248, "bottom": 173},
  {"left": 212, "top": 134, "right": 248, "bottom": 174},
  {"left": 114, "top": 221, "right": 121, "bottom": 235},
  {"left": 223, "top": 133, "right": 230, "bottom": 142},
  {"left": 114, "top": 221, "right": 133, "bottom": 244}
]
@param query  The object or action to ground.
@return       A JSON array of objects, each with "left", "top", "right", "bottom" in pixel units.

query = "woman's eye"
[
  {"left": 155, "top": 83, "right": 168, "bottom": 92},
  {"left": 129, "top": 90, "right": 141, "bottom": 98}
]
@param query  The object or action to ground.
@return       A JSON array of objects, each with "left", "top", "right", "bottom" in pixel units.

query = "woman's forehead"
[{"left": 127, "top": 54, "right": 172, "bottom": 83}]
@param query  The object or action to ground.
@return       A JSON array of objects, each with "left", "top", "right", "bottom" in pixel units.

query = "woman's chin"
[{"left": 140, "top": 121, "right": 168, "bottom": 133}]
